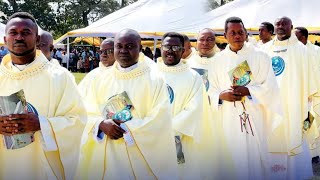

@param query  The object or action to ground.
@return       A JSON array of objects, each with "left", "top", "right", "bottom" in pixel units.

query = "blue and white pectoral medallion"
[{"left": 271, "top": 56, "right": 285, "bottom": 76}]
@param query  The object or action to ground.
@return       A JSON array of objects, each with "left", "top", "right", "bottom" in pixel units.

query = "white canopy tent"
[
  {"left": 177, "top": 0, "right": 320, "bottom": 34},
  {"left": 0, "top": 23, "right": 5, "bottom": 45},
  {"left": 55, "top": 0, "right": 208, "bottom": 44}
]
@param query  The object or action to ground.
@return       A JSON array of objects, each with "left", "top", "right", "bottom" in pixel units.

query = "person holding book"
[
  {"left": 261, "top": 17, "right": 320, "bottom": 179},
  {"left": 0, "top": 12, "right": 86, "bottom": 180},
  {"left": 78, "top": 38, "right": 115, "bottom": 98},
  {"left": 294, "top": 26, "right": 320, "bottom": 164},
  {"left": 157, "top": 32, "right": 234, "bottom": 179},
  {"left": 77, "top": 28, "right": 178, "bottom": 179},
  {"left": 209, "top": 17, "right": 284, "bottom": 180}
]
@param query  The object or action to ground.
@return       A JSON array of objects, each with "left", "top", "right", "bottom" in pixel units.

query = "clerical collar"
[
  {"left": 117, "top": 62, "right": 138, "bottom": 72},
  {"left": 273, "top": 38, "right": 289, "bottom": 53},
  {"left": 200, "top": 53, "right": 214, "bottom": 58},
  {"left": 11, "top": 62, "right": 30, "bottom": 71}
]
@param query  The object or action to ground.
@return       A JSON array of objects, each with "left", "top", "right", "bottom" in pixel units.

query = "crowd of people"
[{"left": 0, "top": 11, "right": 320, "bottom": 180}]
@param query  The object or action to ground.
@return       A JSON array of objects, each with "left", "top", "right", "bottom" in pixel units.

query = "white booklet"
[{"left": 0, "top": 90, "right": 35, "bottom": 149}]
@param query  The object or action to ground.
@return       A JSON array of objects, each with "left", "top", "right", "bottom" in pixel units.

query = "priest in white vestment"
[
  {"left": 78, "top": 38, "right": 115, "bottom": 98},
  {"left": 157, "top": 32, "right": 234, "bottom": 180},
  {"left": 77, "top": 29, "right": 178, "bottom": 180},
  {"left": 262, "top": 17, "right": 320, "bottom": 180},
  {"left": 0, "top": 12, "right": 86, "bottom": 180},
  {"left": 210, "top": 17, "right": 285, "bottom": 180}
]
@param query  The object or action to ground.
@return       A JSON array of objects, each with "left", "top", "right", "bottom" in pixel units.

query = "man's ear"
[
  {"left": 4, "top": 36, "right": 6, "bottom": 44},
  {"left": 224, "top": 33, "right": 227, "bottom": 39},
  {"left": 36, "top": 35, "right": 40, "bottom": 45},
  {"left": 139, "top": 44, "right": 142, "bottom": 52}
]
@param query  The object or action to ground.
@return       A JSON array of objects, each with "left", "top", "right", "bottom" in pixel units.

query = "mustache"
[{"left": 14, "top": 40, "right": 27, "bottom": 45}]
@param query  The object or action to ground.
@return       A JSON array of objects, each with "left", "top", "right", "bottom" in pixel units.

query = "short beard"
[{"left": 9, "top": 48, "right": 35, "bottom": 57}]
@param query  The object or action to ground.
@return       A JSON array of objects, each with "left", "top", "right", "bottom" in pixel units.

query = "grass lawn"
[{"left": 72, "top": 72, "right": 87, "bottom": 84}]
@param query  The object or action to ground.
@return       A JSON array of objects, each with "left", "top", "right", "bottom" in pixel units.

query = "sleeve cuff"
[
  {"left": 93, "top": 119, "right": 106, "bottom": 143},
  {"left": 212, "top": 91, "right": 223, "bottom": 110},
  {"left": 39, "top": 116, "right": 58, "bottom": 151},
  {"left": 246, "top": 88, "right": 259, "bottom": 105}
]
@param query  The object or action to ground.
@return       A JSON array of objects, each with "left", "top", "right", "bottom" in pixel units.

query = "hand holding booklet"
[
  {"left": 0, "top": 90, "right": 35, "bottom": 149},
  {"left": 102, "top": 91, "right": 136, "bottom": 145}
]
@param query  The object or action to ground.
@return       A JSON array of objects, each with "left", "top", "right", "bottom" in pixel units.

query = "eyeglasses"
[
  {"left": 100, "top": 49, "right": 114, "bottom": 55},
  {"left": 161, "top": 45, "right": 183, "bottom": 52}
]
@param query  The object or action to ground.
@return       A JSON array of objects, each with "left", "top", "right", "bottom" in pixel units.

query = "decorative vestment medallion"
[
  {"left": 271, "top": 56, "right": 285, "bottom": 76},
  {"left": 166, "top": 85, "right": 174, "bottom": 104}
]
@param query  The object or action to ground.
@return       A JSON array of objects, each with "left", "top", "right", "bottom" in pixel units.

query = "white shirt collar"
[
  {"left": 10, "top": 62, "right": 29, "bottom": 71},
  {"left": 117, "top": 62, "right": 138, "bottom": 72}
]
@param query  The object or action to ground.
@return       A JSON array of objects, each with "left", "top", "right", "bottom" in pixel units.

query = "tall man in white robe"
[
  {"left": 157, "top": 32, "right": 234, "bottom": 180},
  {"left": 210, "top": 17, "right": 284, "bottom": 180},
  {"left": 78, "top": 38, "right": 115, "bottom": 98},
  {"left": 0, "top": 12, "right": 86, "bottom": 180},
  {"left": 261, "top": 16, "right": 320, "bottom": 180},
  {"left": 295, "top": 26, "right": 320, "bottom": 163},
  {"left": 77, "top": 29, "right": 178, "bottom": 179}
]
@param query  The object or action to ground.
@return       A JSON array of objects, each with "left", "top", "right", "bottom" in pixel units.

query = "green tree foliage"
[{"left": 0, "top": 0, "right": 137, "bottom": 38}]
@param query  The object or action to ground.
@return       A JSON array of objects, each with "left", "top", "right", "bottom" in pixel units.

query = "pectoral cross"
[{"left": 239, "top": 111, "right": 254, "bottom": 136}]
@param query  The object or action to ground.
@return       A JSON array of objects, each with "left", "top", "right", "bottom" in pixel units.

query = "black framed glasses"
[
  {"left": 161, "top": 45, "right": 183, "bottom": 52},
  {"left": 100, "top": 49, "right": 114, "bottom": 55}
]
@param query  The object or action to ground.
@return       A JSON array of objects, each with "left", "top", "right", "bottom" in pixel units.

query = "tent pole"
[{"left": 67, "top": 37, "right": 70, "bottom": 70}]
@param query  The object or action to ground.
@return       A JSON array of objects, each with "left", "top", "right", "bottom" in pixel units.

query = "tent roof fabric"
[
  {"left": 55, "top": 0, "right": 207, "bottom": 44},
  {"left": 74, "top": 0, "right": 207, "bottom": 33},
  {"left": 55, "top": 0, "right": 320, "bottom": 44},
  {"left": 180, "top": 0, "right": 320, "bottom": 33}
]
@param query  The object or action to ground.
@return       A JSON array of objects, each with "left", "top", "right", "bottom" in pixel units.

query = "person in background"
[{"left": 258, "top": 22, "right": 274, "bottom": 46}]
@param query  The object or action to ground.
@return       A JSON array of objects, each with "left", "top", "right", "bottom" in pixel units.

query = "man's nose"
[
  {"left": 119, "top": 48, "right": 128, "bottom": 53},
  {"left": 15, "top": 33, "right": 25, "bottom": 40}
]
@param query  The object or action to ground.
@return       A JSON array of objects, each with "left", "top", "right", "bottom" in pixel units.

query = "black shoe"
[{"left": 312, "top": 156, "right": 319, "bottom": 164}]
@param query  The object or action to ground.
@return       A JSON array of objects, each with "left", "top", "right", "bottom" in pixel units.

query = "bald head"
[
  {"left": 101, "top": 38, "right": 114, "bottom": 46},
  {"left": 37, "top": 30, "right": 53, "bottom": 60},
  {"left": 100, "top": 38, "right": 115, "bottom": 67},
  {"left": 115, "top": 29, "right": 141, "bottom": 44},
  {"left": 114, "top": 29, "right": 141, "bottom": 68},
  {"left": 274, "top": 16, "right": 293, "bottom": 41},
  {"left": 197, "top": 28, "right": 216, "bottom": 57}
]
